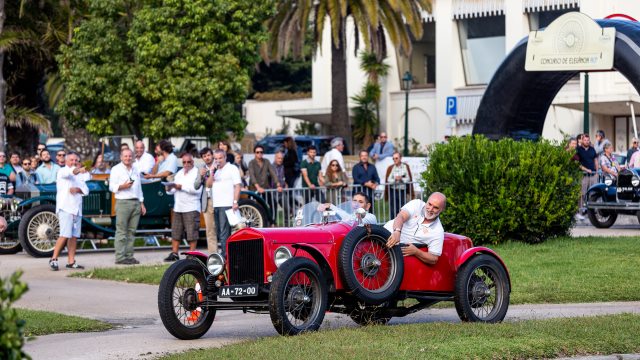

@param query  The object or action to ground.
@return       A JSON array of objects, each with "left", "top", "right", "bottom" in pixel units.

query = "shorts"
[
  {"left": 58, "top": 210, "right": 81, "bottom": 238},
  {"left": 172, "top": 211, "right": 199, "bottom": 242}
]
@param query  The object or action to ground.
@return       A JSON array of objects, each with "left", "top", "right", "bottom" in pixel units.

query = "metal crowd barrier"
[{"left": 256, "top": 181, "right": 424, "bottom": 227}]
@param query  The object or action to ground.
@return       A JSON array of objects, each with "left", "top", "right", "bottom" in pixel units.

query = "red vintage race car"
[{"left": 158, "top": 207, "right": 511, "bottom": 339}]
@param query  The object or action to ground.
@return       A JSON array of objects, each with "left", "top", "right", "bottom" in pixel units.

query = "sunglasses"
[
  {"left": 255, "top": 151, "right": 263, "bottom": 154},
  {"left": 22, "top": 162, "right": 30, "bottom": 166},
  {"left": 330, "top": 164, "right": 339, "bottom": 167},
  {"left": 183, "top": 160, "right": 193, "bottom": 164},
  {"left": 57, "top": 153, "right": 66, "bottom": 157},
  {"left": 393, "top": 157, "right": 400, "bottom": 160}
]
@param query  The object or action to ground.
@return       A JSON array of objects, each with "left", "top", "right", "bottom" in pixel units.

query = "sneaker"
[
  {"left": 575, "top": 213, "right": 586, "bottom": 221},
  {"left": 115, "top": 258, "right": 140, "bottom": 265},
  {"left": 49, "top": 258, "right": 59, "bottom": 271},
  {"left": 66, "top": 261, "right": 85, "bottom": 270},
  {"left": 164, "top": 252, "right": 179, "bottom": 262}
]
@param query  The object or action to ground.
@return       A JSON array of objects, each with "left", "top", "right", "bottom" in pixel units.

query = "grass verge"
[
  {"left": 69, "top": 263, "right": 170, "bottom": 285},
  {"left": 69, "top": 236, "right": 640, "bottom": 304},
  {"left": 17, "top": 308, "right": 112, "bottom": 336},
  {"left": 162, "top": 313, "right": 640, "bottom": 360}
]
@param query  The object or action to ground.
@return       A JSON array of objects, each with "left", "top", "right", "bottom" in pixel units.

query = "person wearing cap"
[
  {"left": 320, "top": 137, "right": 346, "bottom": 178},
  {"left": 626, "top": 138, "right": 639, "bottom": 167}
]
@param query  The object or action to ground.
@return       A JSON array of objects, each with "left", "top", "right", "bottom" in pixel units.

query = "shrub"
[
  {"left": 422, "top": 135, "right": 581, "bottom": 245},
  {"left": 0, "top": 271, "right": 30, "bottom": 360}
]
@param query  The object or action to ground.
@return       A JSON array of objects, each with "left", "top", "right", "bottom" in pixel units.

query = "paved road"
[{"left": 0, "top": 224, "right": 638, "bottom": 360}]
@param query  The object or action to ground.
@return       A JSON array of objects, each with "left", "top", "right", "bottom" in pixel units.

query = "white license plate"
[{"left": 218, "top": 284, "right": 258, "bottom": 298}]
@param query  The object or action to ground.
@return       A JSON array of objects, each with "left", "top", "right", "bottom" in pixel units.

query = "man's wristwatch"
[
  {"left": 233, "top": 200, "right": 238, "bottom": 204},
  {"left": 393, "top": 228, "right": 402, "bottom": 233}
]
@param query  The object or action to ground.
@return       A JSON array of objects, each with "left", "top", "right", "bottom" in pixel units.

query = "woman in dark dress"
[
  {"left": 218, "top": 140, "right": 235, "bottom": 164},
  {"left": 282, "top": 137, "right": 299, "bottom": 188}
]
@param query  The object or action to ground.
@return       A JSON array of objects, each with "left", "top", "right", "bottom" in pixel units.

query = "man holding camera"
[{"left": 110, "top": 148, "right": 146, "bottom": 265}]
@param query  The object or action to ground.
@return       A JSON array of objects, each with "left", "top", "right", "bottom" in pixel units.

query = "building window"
[
  {"left": 528, "top": 7, "right": 579, "bottom": 30},
  {"left": 457, "top": 15, "right": 505, "bottom": 86},
  {"left": 399, "top": 21, "right": 436, "bottom": 89}
]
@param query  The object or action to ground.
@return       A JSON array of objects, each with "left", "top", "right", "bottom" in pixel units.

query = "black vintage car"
[
  {"left": 0, "top": 179, "right": 271, "bottom": 257},
  {"left": 585, "top": 168, "right": 640, "bottom": 228}
]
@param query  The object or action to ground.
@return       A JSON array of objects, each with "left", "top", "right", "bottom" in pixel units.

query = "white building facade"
[{"left": 244, "top": 0, "right": 640, "bottom": 154}]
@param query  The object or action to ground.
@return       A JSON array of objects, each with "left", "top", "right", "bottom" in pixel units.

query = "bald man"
[{"left": 385, "top": 192, "right": 446, "bottom": 265}]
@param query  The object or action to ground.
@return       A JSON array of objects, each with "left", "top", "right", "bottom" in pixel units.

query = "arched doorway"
[{"left": 473, "top": 19, "right": 640, "bottom": 140}]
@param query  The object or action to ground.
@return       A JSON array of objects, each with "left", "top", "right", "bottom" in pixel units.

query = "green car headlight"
[
  {"left": 207, "top": 253, "right": 225, "bottom": 276},
  {"left": 274, "top": 246, "right": 292, "bottom": 268}
]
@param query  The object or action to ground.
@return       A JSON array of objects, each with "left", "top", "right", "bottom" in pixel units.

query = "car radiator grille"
[
  {"left": 228, "top": 239, "right": 264, "bottom": 285},
  {"left": 617, "top": 171, "right": 634, "bottom": 201}
]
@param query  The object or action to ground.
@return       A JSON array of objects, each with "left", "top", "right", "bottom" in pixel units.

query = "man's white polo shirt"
[
  {"left": 385, "top": 199, "right": 444, "bottom": 256},
  {"left": 211, "top": 163, "right": 241, "bottom": 208},
  {"left": 56, "top": 166, "right": 89, "bottom": 216}
]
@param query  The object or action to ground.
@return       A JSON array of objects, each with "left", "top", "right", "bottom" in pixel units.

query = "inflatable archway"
[{"left": 473, "top": 19, "right": 640, "bottom": 140}]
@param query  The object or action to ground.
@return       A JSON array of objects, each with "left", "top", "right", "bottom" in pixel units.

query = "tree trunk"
[
  {"left": 330, "top": 31, "right": 350, "bottom": 144},
  {"left": 0, "top": 0, "right": 6, "bottom": 153}
]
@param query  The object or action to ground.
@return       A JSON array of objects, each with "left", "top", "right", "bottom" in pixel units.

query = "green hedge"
[
  {"left": 422, "top": 135, "right": 581, "bottom": 245},
  {"left": 0, "top": 271, "right": 29, "bottom": 360}
]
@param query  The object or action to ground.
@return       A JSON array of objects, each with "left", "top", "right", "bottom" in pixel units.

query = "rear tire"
[
  {"left": 454, "top": 254, "right": 510, "bottom": 323},
  {"left": 269, "top": 257, "right": 327, "bottom": 335},
  {"left": 0, "top": 233, "right": 21, "bottom": 254},
  {"left": 238, "top": 199, "right": 269, "bottom": 227}
]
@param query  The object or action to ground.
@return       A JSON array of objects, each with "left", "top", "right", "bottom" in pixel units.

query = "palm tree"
[
  {"left": 264, "top": 0, "right": 431, "bottom": 141},
  {"left": 359, "top": 51, "right": 389, "bottom": 133}
]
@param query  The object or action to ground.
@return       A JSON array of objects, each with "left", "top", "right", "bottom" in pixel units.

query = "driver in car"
[
  {"left": 318, "top": 191, "right": 377, "bottom": 224},
  {"left": 385, "top": 192, "right": 446, "bottom": 265}
]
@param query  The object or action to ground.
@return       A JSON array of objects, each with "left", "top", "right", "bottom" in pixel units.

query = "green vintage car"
[{"left": 0, "top": 179, "right": 271, "bottom": 257}]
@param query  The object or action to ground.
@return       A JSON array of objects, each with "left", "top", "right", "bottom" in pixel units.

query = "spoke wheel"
[
  {"left": 18, "top": 204, "right": 59, "bottom": 257},
  {"left": 0, "top": 232, "right": 21, "bottom": 254},
  {"left": 339, "top": 226, "right": 403, "bottom": 305},
  {"left": 158, "top": 259, "right": 216, "bottom": 339},
  {"left": 238, "top": 199, "right": 268, "bottom": 227},
  {"left": 269, "top": 257, "right": 327, "bottom": 336},
  {"left": 454, "top": 254, "right": 510, "bottom": 323},
  {"left": 587, "top": 193, "right": 617, "bottom": 228}
]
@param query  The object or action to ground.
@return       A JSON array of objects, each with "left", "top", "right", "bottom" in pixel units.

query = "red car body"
[{"left": 160, "top": 220, "right": 511, "bottom": 339}]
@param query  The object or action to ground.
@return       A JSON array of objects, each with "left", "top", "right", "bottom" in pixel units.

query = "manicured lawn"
[
  {"left": 162, "top": 313, "right": 640, "bottom": 360},
  {"left": 69, "top": 263, "right": 170, "bottom": 285},
  {"left": 17, "top": 308, "right": 112, "bottom": 336},
  {"left": 70, "top": 236, "right": 640, "bottom": 304}
]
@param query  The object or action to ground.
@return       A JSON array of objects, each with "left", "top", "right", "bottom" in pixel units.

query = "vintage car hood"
[{"left": 228, "top": 222, "right": 354, "bottom": 244}]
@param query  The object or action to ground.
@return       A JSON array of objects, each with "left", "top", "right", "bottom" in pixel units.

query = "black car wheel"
[
  {"left": 454, "top": 254, "right": 510, "bottom": 323},
  {"left": 338, "top": 225, "right": 404, "bottom": 305},
  {"left": 269, "top": 257, "right": 328, "bottom": 336},
  {"left": 238, "top": 199, "right": 269, "bottom": 227},
  {"left": 158, "top": 259, "right": 216, "bottom": 340},
  {"left": 18, "top": 204, "right": 59, "bottom": 257},
  {"left": 586, "top": 192, "right": 618, "bottom": 228},
  {"left": 0, "top": 233, "right": 22, "bottom": 254}
]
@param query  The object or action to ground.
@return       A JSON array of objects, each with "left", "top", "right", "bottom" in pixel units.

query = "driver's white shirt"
[
  {"left": 330, "top": 204, "right": 377, "bottom": 225},
  {"left": 384, "top": 199, "right": 444, "bottom": 256}
]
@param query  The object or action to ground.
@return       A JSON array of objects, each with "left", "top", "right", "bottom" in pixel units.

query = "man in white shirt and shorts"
[
  {"left": 49, "top": 152, "right": 89, "bottom": 271},
  {"left": 385, "top": 192, "right": 446, "bottom": 265}
]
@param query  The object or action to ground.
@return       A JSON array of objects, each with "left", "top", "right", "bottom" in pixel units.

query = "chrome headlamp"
[
  {"left": 274, "top": 246, "right": 292, "bottom": 268},
  {"left": 604, "top": 177, "right": 613, "bottom": 186},
  {"left": 632, "top": 177, "right": 640, "bottom": 187},
  {"left": 207, "top": 253, "right": 225, "bottom": 275}
]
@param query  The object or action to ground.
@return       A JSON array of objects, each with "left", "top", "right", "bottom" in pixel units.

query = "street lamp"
[{"left": 402, "top": 71, "right": 413, "bottom": 157}]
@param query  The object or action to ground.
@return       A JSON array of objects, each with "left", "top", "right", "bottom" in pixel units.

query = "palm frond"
[{"left": 5, "top": 106, "right": 53, "bottom": 135}]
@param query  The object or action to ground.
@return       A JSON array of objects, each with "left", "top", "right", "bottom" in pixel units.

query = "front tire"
[
  {"left": 158, "top": 259, "right": 215, "bottom": 340},
  {"left": 338, "top": 226, "right": 404, "bottom": 305},
  {"left": 269, "top": 257, "right": 328, "bottom": 336},
  {"left": 0, "top": 233, "right": 22, "bottom": 254},
  {"left": 18, "top": 204, "right": 59, "bottom": 257},
  {"left": 587, "top": 192, "right": 617, "bottom": 228},
  {"left": 454, "top": 254, "right": 510, "bottom": 323}
]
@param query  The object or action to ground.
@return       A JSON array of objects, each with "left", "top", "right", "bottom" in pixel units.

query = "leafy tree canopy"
[{"left": 57, "top": 0, "right": 274, "bottom": 140}]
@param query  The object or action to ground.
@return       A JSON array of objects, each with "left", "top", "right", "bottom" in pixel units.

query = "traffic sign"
[{"left": 446, "top": 96, "right": 457, "bottom": 116}]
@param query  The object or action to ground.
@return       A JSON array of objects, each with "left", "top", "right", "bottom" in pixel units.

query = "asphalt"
[{"left": 0, "top": 219, "right": 639, "bottom": 360}]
